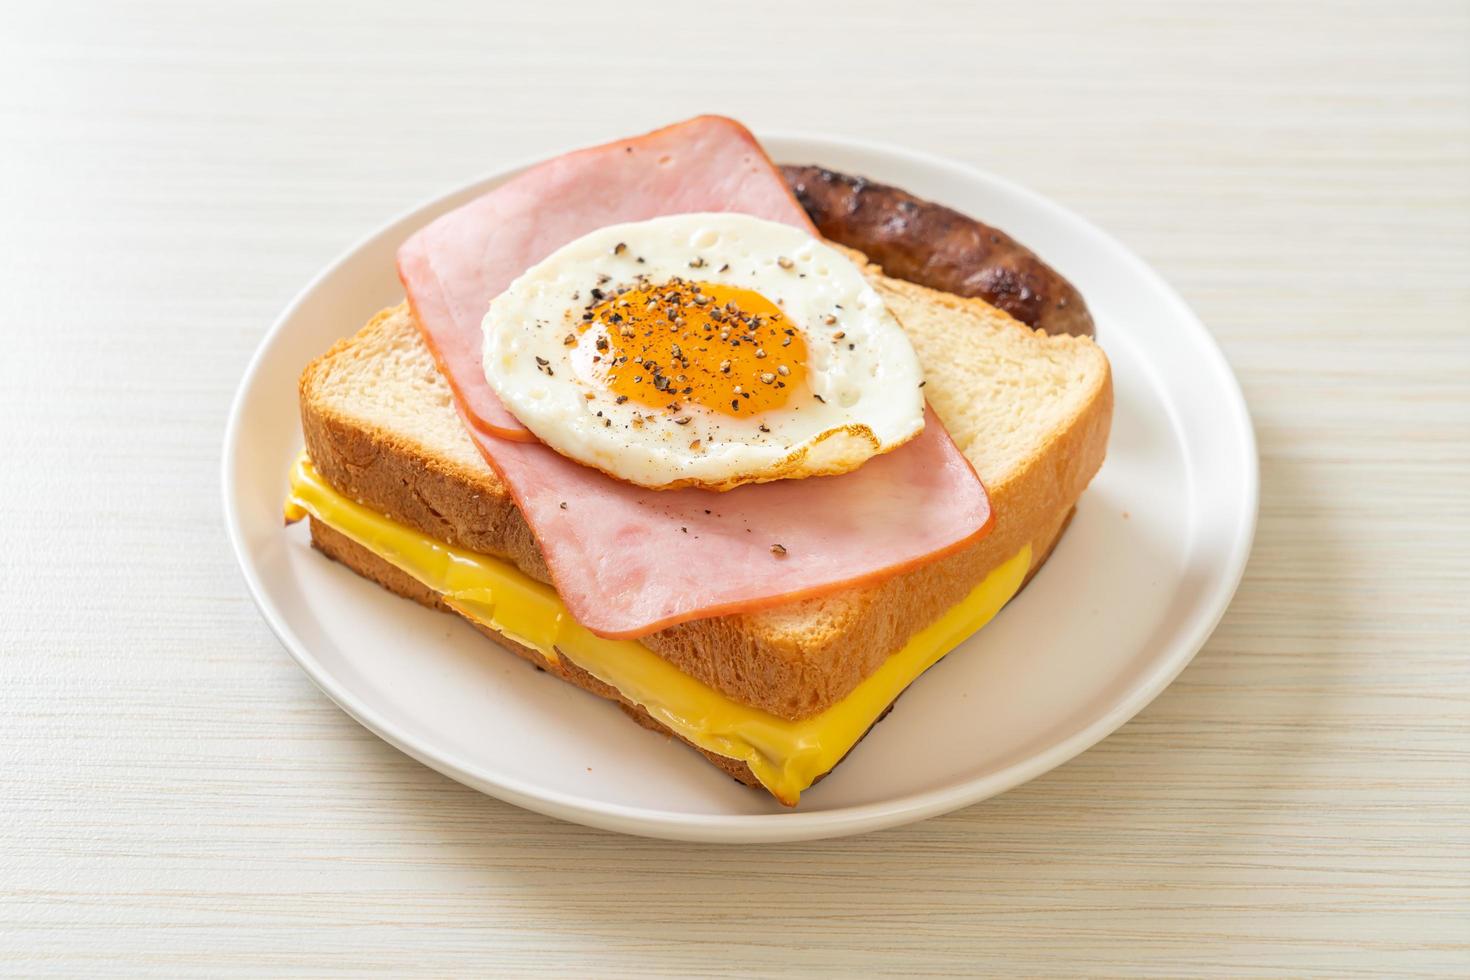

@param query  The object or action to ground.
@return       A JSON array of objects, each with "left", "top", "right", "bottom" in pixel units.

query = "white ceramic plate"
[{"left": 224, "top": 132, "right": 1257, "bottom": 843}]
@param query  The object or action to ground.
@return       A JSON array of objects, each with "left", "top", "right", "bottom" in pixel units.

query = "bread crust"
[{"left": 300, "top": 281, "right": 1110, "bottom": 721}]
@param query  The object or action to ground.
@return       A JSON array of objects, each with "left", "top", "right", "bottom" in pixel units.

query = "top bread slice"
[{"left": 299, "top": 264, "right": 1112, "bottom": 721}]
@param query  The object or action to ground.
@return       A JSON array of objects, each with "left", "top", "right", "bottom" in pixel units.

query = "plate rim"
[{"left": 223, "top": 128, "right": 1259, "bottom": 843}]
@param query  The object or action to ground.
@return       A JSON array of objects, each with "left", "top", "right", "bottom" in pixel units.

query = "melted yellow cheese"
[{"left": 285, "top": 454, "right": 1029, "bottom": 804}]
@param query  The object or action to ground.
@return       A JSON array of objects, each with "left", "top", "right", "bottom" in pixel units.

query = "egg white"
[{"left": 482, "top": 212, "right": 926, "bottom": 491}]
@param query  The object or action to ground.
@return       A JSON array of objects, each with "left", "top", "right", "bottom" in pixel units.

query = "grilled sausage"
[{"left": 782, "top": 165, "right": 1094, "bottom": 337}]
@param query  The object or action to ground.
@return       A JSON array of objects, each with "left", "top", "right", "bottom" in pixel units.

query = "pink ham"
[
  {"left": 462, "top": 408, "right": 990, "bottom": 638},
  {"left": 397, "top": 115, "right": 993, "bottom": 638}
]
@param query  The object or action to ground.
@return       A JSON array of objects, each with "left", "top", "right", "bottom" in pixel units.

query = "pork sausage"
[{"left": 782, "top": 164, "right": 1094, "bottom": 337}]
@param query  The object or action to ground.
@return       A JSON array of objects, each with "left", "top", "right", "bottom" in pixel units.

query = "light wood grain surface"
[{"left": 3, "top": 0, "right": 1467, "bottom": 975}]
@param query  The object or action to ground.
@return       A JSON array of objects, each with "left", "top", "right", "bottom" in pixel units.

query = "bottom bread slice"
[{"left": 307, "top": 504, "right": 1075, "bottom": 802}]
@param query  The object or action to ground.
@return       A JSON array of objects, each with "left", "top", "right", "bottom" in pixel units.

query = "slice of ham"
[
  {"left": 398, "top": 115, "right": 818, "bottom": 441},
  {"left": 397, "top": 115, "right": 993, "bottom": 638},
  {"left": 462, "top": 407, "right": 991, "bottom": 638}
]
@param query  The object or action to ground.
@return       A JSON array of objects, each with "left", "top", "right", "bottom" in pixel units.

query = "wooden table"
[{"left": 3, "top": 1, "right": 1466, "bottom": 974}]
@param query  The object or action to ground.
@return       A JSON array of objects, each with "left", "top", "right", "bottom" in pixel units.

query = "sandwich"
[{"left": 284, "top": 116, "right": 1112, "bottom": 806}]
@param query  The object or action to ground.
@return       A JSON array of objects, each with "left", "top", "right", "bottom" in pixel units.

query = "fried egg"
[{"left": 482, "top": 213, "right": 926, "bottom": 491}]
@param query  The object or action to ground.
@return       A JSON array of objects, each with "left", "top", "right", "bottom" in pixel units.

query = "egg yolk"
[{"left": 580, "top": 279, "right": 808, "bottom": 418}]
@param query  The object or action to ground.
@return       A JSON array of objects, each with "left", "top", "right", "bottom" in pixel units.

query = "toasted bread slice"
[{"left": 298, "top": 269, "right": 1111, "bottom": 721}]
